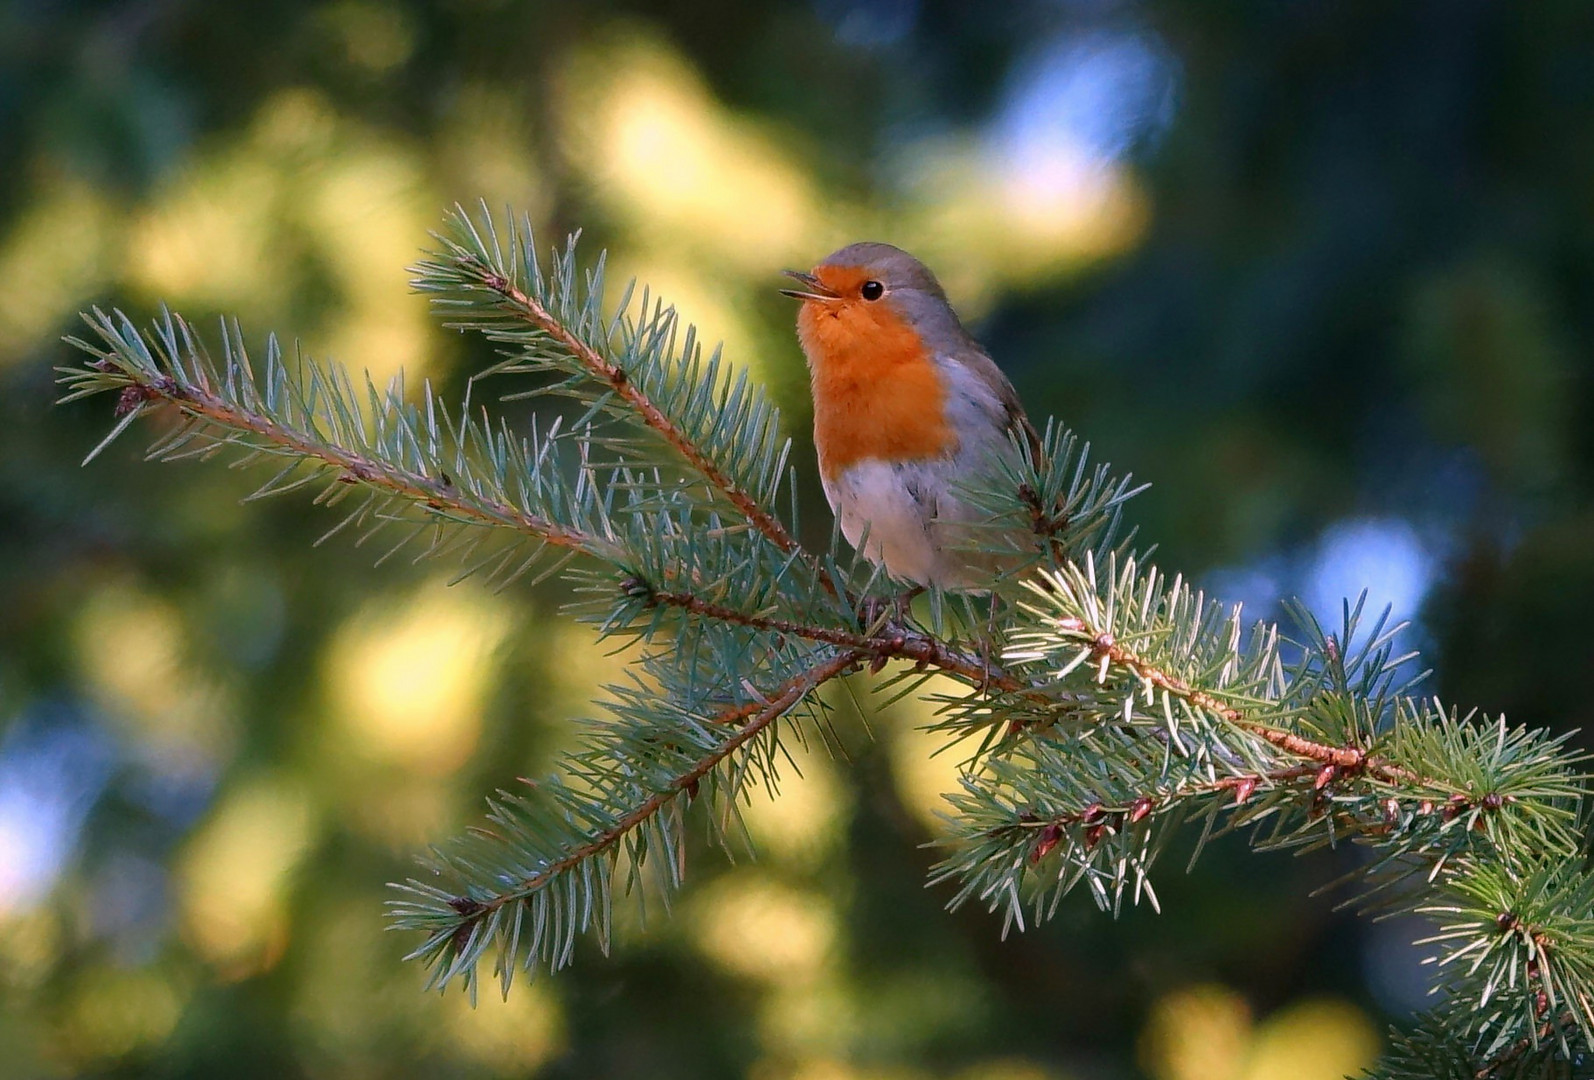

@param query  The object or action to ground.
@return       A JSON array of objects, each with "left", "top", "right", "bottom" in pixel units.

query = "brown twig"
[
  {"left": 1010, "top": 759, "right": 1518, "bottom": 862},
  {"left": 1013, "top": 762, "right": 1325, "bottom": 860},
  {"left": 646, "top": 583, "right": 1427, "bottom": 789}
]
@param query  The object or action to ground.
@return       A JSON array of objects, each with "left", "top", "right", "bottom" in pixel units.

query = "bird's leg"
[
  {"left": 856, "top": 594, "right": 888, "bottom": 635},
  {"left": 859, "top": 588, "right": 920, "bottom": 638},
  {"left": 857, "top": 587, "right": 926, "bottom": 673},
  {"left": 978, "top": 590, "right": 1003, "bottom": 689},
  {"left": 892, "top": 585, "right": 926, "bottom": 622},
  {"left": 857, "top": 586, "right": 924, "bottom": 634}
]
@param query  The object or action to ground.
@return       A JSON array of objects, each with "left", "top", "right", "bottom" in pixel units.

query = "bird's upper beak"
[{"left": 779, "top": 269, "right": 840, "bottom": 303}]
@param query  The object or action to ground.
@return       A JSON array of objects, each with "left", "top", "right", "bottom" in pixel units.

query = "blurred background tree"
[{"left": 2, "top": 1, "right": 1591, "bottom": 1078}]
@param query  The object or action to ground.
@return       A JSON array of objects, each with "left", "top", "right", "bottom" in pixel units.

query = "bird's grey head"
[
  {"left": 818, "top": 242, "right": 946, "bottom": 295},
  {"left": 780, "top": 241, "right": 972, "bottom": 346}
]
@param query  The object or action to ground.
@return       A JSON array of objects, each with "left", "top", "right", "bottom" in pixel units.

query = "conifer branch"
[
  {"left": 59, "top": 207, "right": 1594, "bottom": 1070},
  {"left": 410, "top": 205, "right": 842, "bottom": 598},
  {"left": 940, "top": 552, "right": 1592, "bottom": 1064},
  {"left": 1033, "top": 592, "right": 1421, "bottom": 783},
  {"left": 459, "top": 253, "right": 812, "bottom": 572},
  {"left": 631, "top": 581, "right": 1033, "bottom": 694},
  {"left": 388, "top": 644, "right": 863, "bottom": 997},
  {"left": 68, "top": 312, "right": 603, "bottom": 554}
]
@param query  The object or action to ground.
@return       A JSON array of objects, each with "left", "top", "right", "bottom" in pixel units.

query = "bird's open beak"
[{"left": 779, "top": 269, "right": 840, "bottom": 302}]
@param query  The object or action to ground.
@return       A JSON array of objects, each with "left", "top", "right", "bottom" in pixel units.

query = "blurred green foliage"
[{"left": 2, "top": 2, "right": 1591, "bottom": 1078}]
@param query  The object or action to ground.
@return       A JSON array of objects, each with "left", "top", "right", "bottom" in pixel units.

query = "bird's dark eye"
[{"left": 860, "top": 280, "right": 884, "bottom": 301}]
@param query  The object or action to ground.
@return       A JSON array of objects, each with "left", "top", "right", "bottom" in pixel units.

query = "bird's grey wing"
[{"left": 958, "top": 347, "right": 1042, "bottom": 463}]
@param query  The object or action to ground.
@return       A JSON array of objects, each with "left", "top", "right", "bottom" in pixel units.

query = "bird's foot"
[{"left": 857, "top": 586, "right": 924, "bottom": 634}]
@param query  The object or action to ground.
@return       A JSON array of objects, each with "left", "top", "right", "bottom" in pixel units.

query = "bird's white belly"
[
  {"left": 817, "top": 354, "right": 1027, "bottom": 590},
  {"left": 823, "top": 458, "right": 984, "bottom": 588}
]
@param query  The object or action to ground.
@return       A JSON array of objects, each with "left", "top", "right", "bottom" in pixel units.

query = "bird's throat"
[{"left": 801, "top": 303, "right": 957, "bottom": 480}]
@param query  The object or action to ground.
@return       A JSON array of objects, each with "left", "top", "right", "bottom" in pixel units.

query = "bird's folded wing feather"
[{"left": 958, "top": 348, "right": 1042, "bottom": 462}]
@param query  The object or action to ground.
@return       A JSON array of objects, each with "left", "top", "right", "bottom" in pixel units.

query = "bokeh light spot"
[
  {"left": 127, "top": 152, "right": 287, "bottom": 313},
  {"left": 0, "top": 716, "right": 116, "bottom": 914},
  {"left": 0, "top": 908, "right": 62, "bottom": 994},
  {"left": 1140, "top": 985, "right": 1381, "bottom": 1080},
  {"left": 1240, "top": 998, "right": 1381, "bottom": 1080},
  {"left": 954, "top": 1060, "right": 1059, "bottom": 1080},
  {"left": 437, "top": 82, "right": 549, "bottom": 216},
  {"left": 755, "top": 973, "right": 865, "bottom": 1061},
  {"left": 75, "top": 580, "right": 240, "bottom": 782},
  {"left": 177, "top": 773, "right": 316, "bottom": 975},
  {"left": 880, "top": 674, "right": 974, "bottom": 836},
  {"left": 326, "top": 580, "right": 512, "bottom": 775},
  {"left": 561, "top": 32, "right": 826, "bottom": 270},
  {"left": 312, "top": 0, "right": 417, "bottom": 74},
  {"left": 0, "top": 176, "right": 115, "bottom": 362},
  {"left": 302, "top": 144, "right": 435, "bottom": 386},
  {"left": 445, "top": 980, "right": 568, "bottom": 1073},
  {"left": 1304, "top": 518, "right": 1436, "bottom": 632},
  {"left": 740, "top": 733, "right": 850, "bottom": 869},
  {"left": 127, "top": 86, "right": 435, "bottom": 385},
  {"left": 1138, "top": 983, "right": 1253, "bottom": 1080},
  {"left": 691, "top": 872, "right": 837, "bottom": 983},
  {"left": 54, "top": 966, "right": 188, "bottom": 1067}
]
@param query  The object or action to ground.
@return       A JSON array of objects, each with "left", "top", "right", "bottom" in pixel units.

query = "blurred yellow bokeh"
[
  {"left": 128, "top": 87, "right": 435, "bottom": 387},
  {"left": 305, "top": 141, "right": 436, "bottom": 387},
  {"left": 893, "top": 136, "right": 1149, "bottom": 318},
  {"left": 756, "top": 973, "right": 866, "bottom": 1062},
  {"left": 879, "top": 673, "right": 979, "bottom": 836},
  {"left": 74, "top": 579, "right": 240, "bottom": 778},
  {"left": 758, "top": 1059, "right": 927, "bottom": 1080},
  {"left": 1241, "top": 998, "right": 1382, "bottom": 1080},
  {"left": 1139, "top": 984, "right": 1253, "bottom": 1080},
  {"left": 51, "top": 966, "right": 188, "bottom": 1069},
  {"left": 445, "top": 979, "right": 568, "bottom": 1073},
  {"left": 177, "top": 771, "right": 317, "bottom": 975},
  {"left": 311, "top": 0, "right": 417, "bottom": 75},
  {"left": 690, "top": 870, "right": 838, "bottom": 984},
  {"left": 1139, "top": 984, "right": 1381, "bottom": 1080},
  {"left": 739, "top": 727, "right": 850, "bottom": 870},
  {"left": 326, "top": 579, "right": 513, "bottom": 776},
  {"left": 535, "top": 619, "right": 653, "bottom": 775},
  {"left": 561, "top": 31, "right": 834, "bottom": 273},
  {"left": 0, "top": 175, "right": 116, "bottom": 363},
  {"left": 955, "top": 1060, "right": 1060, "bottom": 1080},
  {"left": 753, "top": 1052, "right": 1055, "bottom": 1080},
  {"left": 127, "top": 148, "right": 289, "bottom": 314},
  {"left": 437, "top": 81, "right": 551, "bottom": 217},
  {"left": 0, "top": 908, "right": 62, "bottom": 992}
]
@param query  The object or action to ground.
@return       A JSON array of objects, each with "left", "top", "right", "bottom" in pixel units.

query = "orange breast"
[{"left": 799, "top": 297, "right": 956, "bottom": 480}]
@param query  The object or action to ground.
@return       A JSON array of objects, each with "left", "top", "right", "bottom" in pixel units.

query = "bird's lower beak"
[{"left": 779, "top": 269, "right": 839, "bottom": 302}]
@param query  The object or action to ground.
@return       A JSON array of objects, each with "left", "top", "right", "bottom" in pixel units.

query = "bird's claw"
[{"left": 857, "top": 587, "right": 923, "bottom": 634}]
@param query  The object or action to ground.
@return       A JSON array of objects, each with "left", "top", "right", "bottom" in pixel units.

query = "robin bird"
[{"left": 783, "top": 242, "right": 1040, "bottom": 592}]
